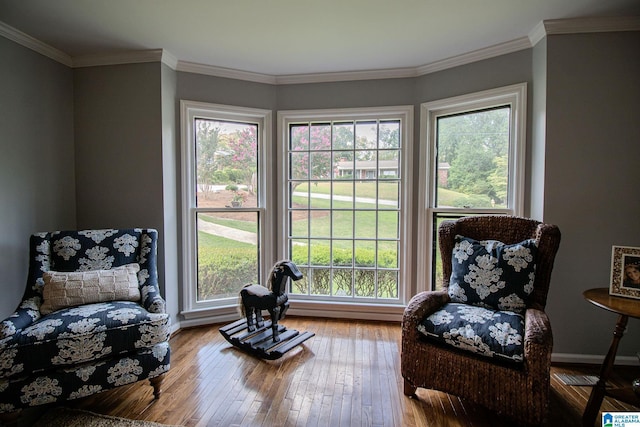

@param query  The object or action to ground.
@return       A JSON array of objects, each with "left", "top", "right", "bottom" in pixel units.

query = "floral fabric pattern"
[
  {"left": 0, "top": 229, "right": 170, "bottom": 413},
  {"left": 448, "top": 235, "right": 537, "bottom": 313},
  {"left": 418, "top": 303, "right": 525, "bottom": 362}
]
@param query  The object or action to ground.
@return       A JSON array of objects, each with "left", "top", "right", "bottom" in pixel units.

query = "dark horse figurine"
[
  {"left": 240, "top": 260, "right": 302, "bottom": 342},
  {"left": 219, "top": 260, "right": 314, "bottom": 360}
]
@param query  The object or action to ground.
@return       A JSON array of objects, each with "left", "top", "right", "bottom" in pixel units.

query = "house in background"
[
  {"left": 0, "top": 12, "right": 639, "bottom": 364},
  {"left": 335, "top": 161, "right": 449, "bottom": 182},
  {"left": 336, "top": 160, "right": 399, "bottom": 179}
]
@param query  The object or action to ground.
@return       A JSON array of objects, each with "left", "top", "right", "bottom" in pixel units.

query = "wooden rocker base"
[{"left": 219, "top": 318, "right": 314, "bottom": 360}]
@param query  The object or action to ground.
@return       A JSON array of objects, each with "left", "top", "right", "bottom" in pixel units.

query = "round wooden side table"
[{"left": 582, "top": 288, "right": 640, "bottom": 427}]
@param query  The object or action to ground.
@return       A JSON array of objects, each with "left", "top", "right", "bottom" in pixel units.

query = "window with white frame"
[
  {"left": 417, "top": 84, "right": 527, "bottom": 291},
  {"left": 278, "top": 107, "right": 413, "bottom": 310},
  {"left": 181, "top": 101, "right": 272, "bottom": 316}
]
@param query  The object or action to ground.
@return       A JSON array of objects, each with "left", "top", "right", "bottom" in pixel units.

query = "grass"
[
  {"left": 197, "top": 230, "right": 254, "bottom": 249},
  {"left": 295, "top": 181, "right": 399, "bottom": 201},
  {"left": 198, "top": 214, "right": 257, "bottom": 233}
]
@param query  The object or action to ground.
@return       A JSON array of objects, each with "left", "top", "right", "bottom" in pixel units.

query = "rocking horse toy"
[{"left": 219, "top": 260, "right": 314, "bottom": 360}]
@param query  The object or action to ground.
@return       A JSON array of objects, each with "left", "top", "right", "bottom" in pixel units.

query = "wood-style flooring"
[{"left": 22, "top": 317, "right": 640, "bottom": 426}]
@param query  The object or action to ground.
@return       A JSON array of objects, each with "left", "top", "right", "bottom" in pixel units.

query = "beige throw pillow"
[{"left": 41, "top": 264, "right": 141, "bottom": 314}]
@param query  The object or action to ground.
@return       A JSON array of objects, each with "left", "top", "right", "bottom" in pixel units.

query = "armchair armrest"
[
  {"left": 0, "top": 297, "right": 40, "bottom": 340},
  {"left": 141, "top": 286, "right": 166, "bottom": 314},
  {"left": 523, "top": 307, "right": 553, "bottom": 370},
  {"left": 402, "top": 290, "right": 450, "bottom": 341},
  {"left": 137, "top": 229, "right": 166, "bottom": 314}
]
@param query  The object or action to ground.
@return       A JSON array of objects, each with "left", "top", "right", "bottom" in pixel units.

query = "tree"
[
  {"left": 227, "top": 126, "right": 258, "bottom": 193},
  {"left": 195, "top": 119, "right": 221, "bottom": 199},
  {"left": 437, "top": 108, "right": 509, "bottom": 201},
  {"left": 290, "top": 124, "right": 332, "bottom": 189}
]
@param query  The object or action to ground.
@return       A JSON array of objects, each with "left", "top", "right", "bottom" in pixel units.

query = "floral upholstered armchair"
[{"left": 0, "top": 228, "right": 171, "bottom": 414}]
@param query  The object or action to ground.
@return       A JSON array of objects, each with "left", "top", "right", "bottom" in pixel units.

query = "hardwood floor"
[{"left": 25, "top": 317, "right": 640, "bottom": 426}]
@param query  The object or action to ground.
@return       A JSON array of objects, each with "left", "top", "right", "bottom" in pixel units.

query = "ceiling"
[{"left": 0, "top": 0, "right": 639, "bottom": 78}]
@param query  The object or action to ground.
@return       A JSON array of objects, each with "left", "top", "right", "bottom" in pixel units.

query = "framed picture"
[{"left": 610, "top": 246, "right": 640, "bottom": 299}]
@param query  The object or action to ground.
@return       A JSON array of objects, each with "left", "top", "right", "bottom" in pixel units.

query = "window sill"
[{"left": 179, "top": 299, "right": 406, "bottom": 328}]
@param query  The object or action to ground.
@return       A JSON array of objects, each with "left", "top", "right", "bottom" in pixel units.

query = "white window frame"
[
  {"left": 417, "top": 83, "right": 527, "bottom": 292},
  {"left": 278, "top": 106, "right": 413, "bottom": 322},
  {"left": 180, "top": 100, "right": 272, "bottom": 323}
]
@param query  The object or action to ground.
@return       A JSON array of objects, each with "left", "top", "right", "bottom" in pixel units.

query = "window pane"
[
  {"left": 355, "top": 121, "right": 377, "bottom": 149},
  {"left": 310, "top": 123, "right": 331, "bottom": 150},
  {"left": 333, "top": 210, "right": 353, "bottom": 238},
  {"left": 290, "top": 181, "right": 309, "bottom": 209},
  {"left": 378, "top": 270, "right": 398, "bottom": 298},
  {"left": 196, "top": 212, "right": 258, "bottom": 301},
  {"left": 333, "top": 269, "right": 353, "bottom": 296},
  {"left": 378, "top": 211, "right": 398, "bottom": 239},
  {"left": 436, "top": 107, "right": 510, "bottom": 209},
  {"left": 333, "top": 122, "right": 354, "bottom": 150},
  {"left": 333, "top": 153, "right": 353, "bottom": 180},
  {"left": 286, "top": 115, "right": 404, "bottom": 303},
  {"left": 379, "top": 151, "right": 399, "bottom": 180},
  {"left": 379, "top": 181, "right": 399, "bottom": 209},
  {"left": 378, "top": 241, "right": 398, "bottom": 268},
  {"left": 290, "top": 152, "right": 309, "bottom": 180},
  {"left": 290, "top": 125, "right": 308, "bottom": 151},
  {"left": 354, "top": 210, "right": 376, "bottom": 238},
  {"left": 310, "top": 152, "right": 332, "bottom": 180},
  {"left": 432, "top": 213, "right": 466, "bottom": 291},
  {"left": 355, "top": 269, "right": 375, "bottom": 297},
  {"left": 195, "top": 119, "right": 258, "bottom": 208},
  {"left": 354, "top": 181, "right": 375, "bottom": 206},
  {"left": 379, "top": 121, "right": 400, "bottom": 149},
  {"left": 290, "top": 266, "right": 309, "bottom": 295},
  {"left": 310, "top": 267, "right": 330, "bottom": 295},
  {"left": 333, "top": 241, "right": 353, "bottom": 266},
  {"left": 309, "top": 211, "right": 330, "bottom": 237}
]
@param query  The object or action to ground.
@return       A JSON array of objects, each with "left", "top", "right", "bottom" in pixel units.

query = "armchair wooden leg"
[
  {"left": 404, "top": 379, "right": 417, "bottom": 397},
  {"left": 150, "top": 373, "right": 165, "bottom": 399}
]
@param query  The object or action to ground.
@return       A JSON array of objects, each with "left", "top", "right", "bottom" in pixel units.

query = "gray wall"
[
  {"left": 0, "top": 37, "right": 75, "bottom": 317},
  {"left": 1, "top": 29, "right": 639, "bottom": 359},
  {"left": 73, "top": 62, "right": 178, "bottom": 321},
  {"left": 74, "top": 63, "right": 165, "bottom": 230},
  {"left": 543, "top": 31, "right": 640, "bottom": 358}
]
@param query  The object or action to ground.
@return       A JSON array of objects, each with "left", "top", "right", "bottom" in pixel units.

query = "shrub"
[
  {"left": 291, "top": 243, "right": 399, "bottom": 297},
  {"left": 197, "top": 246, "right": 257, "bottom": 300}
]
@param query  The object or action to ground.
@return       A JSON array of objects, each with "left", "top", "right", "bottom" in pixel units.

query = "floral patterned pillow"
[{"left": 448, "top": 235, "right": 537, "bottom": 314}]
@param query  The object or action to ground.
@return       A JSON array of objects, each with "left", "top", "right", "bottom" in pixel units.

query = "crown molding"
[
  {"left": 0, "top": 21, "right": 72, "bottom": 66},
  {"left": 2, "top": 16, "right": 638, "bottom": 84},
  {"left": 416, "top": 37, "right": 532, "bottom": 76},
  {"left": 175, "top": 61, "right": 277, "bottom": 84},
  {"left": 274, "top": 66, "right": 418, "bottom": 85},
  {"left": 544, "top": 15, "right": 640, "bottom": 34},
  {"left": 529, "top": 16, "right": 640, "bottom": 46},
  {"left": 161, "top": 50, "right": 178, "bottom": 69},
  {"left": 72, "top": 49, "right": 170, "bottom": 68},
  {"left": 528, "top": 21, "right": 548, "bottom": 46}
]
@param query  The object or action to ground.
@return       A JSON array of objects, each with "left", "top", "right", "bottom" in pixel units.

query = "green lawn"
[
  {"left": 295, "top": 181, "right": 398, "bottom": 200},
  {"left": 199, "top": 214, "right": 257, "bottom": 233}
]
